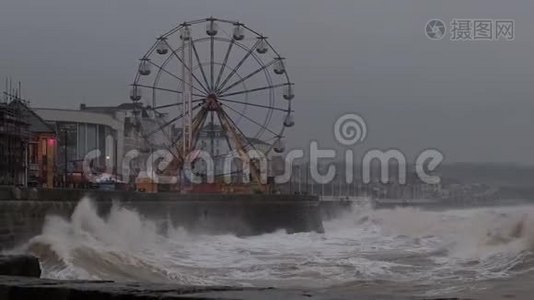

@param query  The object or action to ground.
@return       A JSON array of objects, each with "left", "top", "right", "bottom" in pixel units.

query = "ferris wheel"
[{"left": 130, "top": 17, "right": 295, "bottom": 183}]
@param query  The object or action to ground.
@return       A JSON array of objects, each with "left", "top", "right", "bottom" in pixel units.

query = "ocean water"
[{"left": 18, "top": 198, "right": 534, "bottom": 297}]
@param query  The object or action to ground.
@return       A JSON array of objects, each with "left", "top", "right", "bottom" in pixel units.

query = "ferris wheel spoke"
[
  {"left": 220, "top": 109, "right": 257, "bottom": 150},
  {"left": 220, "top": 82, "right": 291, "bottom": 98},
  {"left": 216, "top": 40, "right": 260, "bottom": 93},
  {"left": 190, "top": 39, "right": 211, "bottom": 92},
  {"left": 210, "top": 36, "right": 215, "bottom": 90},
  {"left": 153, "top": 103, "right": 182, "bottom": 110},
  {"left": 208, "top": 111, "right": 216, "bottom": 158},
  {"left": 215, "top": 40, "right": 234, "bottom": 89},
  {"left": 135, "top": 84, "right": 204, "bottom": 98},
  {"left": 217, "top": 109, "right": 257, "bottom": 155},
  {"left": 218, "top": 97, "right": 291, "bottom": 113},
  {"left": 169, "top": 105, "right": 208, "bottom": 148},
  {"left": 163, "top": 39, "right": 211, "bottom": 94},
  {"left": 220, "top": 109, "right": 266, "bottom": 184},
  {"left": 146, "top": 103, "right": 203, "bottom": 137},
  {"left": 139, "top": 132, "right": 181, "bottom": 162},
  {"left": 221, "top": 102, "right": 279, "bottom": 137},
  {"left": 152, "top": 99, "right": 204, "bottom": 110},
  {"left": 218, "top": 59, "right": 277, "bottom": 95},
  {"left": 145, "top": 61, "right": 207, "bottom": 95},
  {"left": 145, "top": 117, "right": 182, "bottom": 138},
  {"left": 190, "top": 108, "right": 210, "bottom": 149}
]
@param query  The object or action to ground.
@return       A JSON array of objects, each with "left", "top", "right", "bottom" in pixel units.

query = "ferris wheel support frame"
[
  {"left": 181, "top": 25, "right": 193, "bottom": 158},
  {"left": 216, "top": 107, "right": 263, "bottom": 186}
]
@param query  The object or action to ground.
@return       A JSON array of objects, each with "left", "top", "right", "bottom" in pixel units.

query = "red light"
[{"left": 48, "top": 138, "right": 56, "bottom": 146}]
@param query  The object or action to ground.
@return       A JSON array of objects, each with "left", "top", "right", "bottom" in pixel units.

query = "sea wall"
[
  {"left": 0, "top": 275, "right": 415, "bottom": 300},
  {"left": 319, "top": 200, "right": 354, "bottom": 221},
  {"left": 0, "top": 187, "right": 324, "bottom": 250},
  {"left": 0, "top": 255, "right": 40, "bottom": 278}
]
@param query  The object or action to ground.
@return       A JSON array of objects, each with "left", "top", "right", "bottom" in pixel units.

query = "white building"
[{"left": 35, "top": 103, "right": 171, "bottom": 182}]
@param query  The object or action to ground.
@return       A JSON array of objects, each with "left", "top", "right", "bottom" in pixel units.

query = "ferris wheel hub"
[{"left": 205, "top": 93, "right": 221, "bottom": 111}]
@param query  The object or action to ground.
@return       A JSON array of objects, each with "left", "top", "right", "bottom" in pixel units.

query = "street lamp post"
[{"left": 64, "top": 129, "right": 68, "bottom": 188}]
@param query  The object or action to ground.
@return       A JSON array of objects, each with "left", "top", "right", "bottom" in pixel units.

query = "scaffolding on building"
[{"left": 0, "top": 80, "right": 30, "bottom": 185}]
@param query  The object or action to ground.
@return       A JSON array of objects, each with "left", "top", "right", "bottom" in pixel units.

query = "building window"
[
  {"left": 41, "top": 139, "right": 47, "bottom": 156},
  {"left": 87, "top": 124, "right": 97, "bottom": 152},
  {"left": 78, "top": 123, "right": 86, "bottom": 159}
]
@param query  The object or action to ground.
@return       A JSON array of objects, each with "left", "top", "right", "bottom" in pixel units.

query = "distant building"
[
  {"left": 34, "top": 103, "right": 170, "bottom": 185},
  {"left": 79, "top": 103, "right": 170, "bottom": 152},
  {"left": 35, "top": 107, "right": 122, "bottom": 184},
  {"left": 78, "top": 103, "right": 172, "bottom": 184}
]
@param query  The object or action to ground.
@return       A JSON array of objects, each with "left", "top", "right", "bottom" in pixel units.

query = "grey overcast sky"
[{"left": 1, "top": 0, "right": 533, "bottom": 164}]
